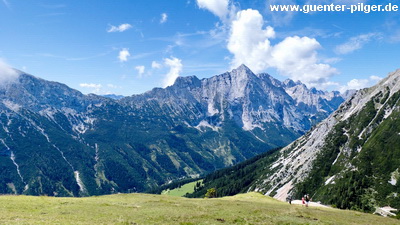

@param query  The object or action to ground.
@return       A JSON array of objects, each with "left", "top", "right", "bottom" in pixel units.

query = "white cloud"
[
  {"left": 341, "top": 79, "right": 369, "bottom": 91},
  {"left": 79, "top": 83, "right": 102, "bottom": 94},
  {"left": 79, "top": 83, "right": 102, "bottom": 88},
  {"left": 196, "top": 0, "right": 229, "bottom": 19},
  {"left": 118, "top": 48, "right": 130, "bottom": 62},
  {"left": 335, "top": 33, "right": 380, "bottom": 55},
  {"left": 135, "top": 65, "right": 145, "bottom": 77},
  {"left": 370, "top": 75, "right": 383, "bottom": 82},
  {"left": 339, "top": 75, "right": 383, "bottom": 92},
  {"left": 323, "top": 57, "right": 342, "bottom": 64},
  {"left": 227, "top": 9, "right": 337, "bottom": 87},
  {"left": 271, "top": 36, "right": 338, "bottom": 86},
  {"left": 227, "top": 9, "right": 275, "bottom": 73},
  {"left": 160, "top": 13, "right": 168, "bottom": 24},
  {"left": 163, "top": 57, "right": 182, "bottom": 87},
  {"left": 80, "top": 83, "right": 121, "bottom": 94},
  {"left": 107, "top": 23, "right": 132, "bottom": 33},
  {"left": 0, "top": 59, "right": 19, "bottom": 85},
  {"left": 152, "top": 61, "right": 162, "bottom": 69}
]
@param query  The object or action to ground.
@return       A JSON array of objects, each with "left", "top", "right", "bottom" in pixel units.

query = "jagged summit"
[
  {"left": 208, "top": 64, "right": 257, "bottom": 85},
  {"left": 283, "top": 79, "right": 296, "bottom": 88},
  {"left": 234, "top": 64, "right": 252, "bottom": 73},
  {"left": 229, "top": 64, "right": 257, "bottom": 82},
  {"left": 0, "top": 66, "right": 346, "bottom": 197}
]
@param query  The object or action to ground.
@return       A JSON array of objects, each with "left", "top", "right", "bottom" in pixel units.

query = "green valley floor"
[{"left": 0, "top": 192, "right": 397, "bottom": 225}]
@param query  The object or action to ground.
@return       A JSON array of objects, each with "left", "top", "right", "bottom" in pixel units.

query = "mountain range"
[
  {"left": 0, "top": 65, "right": 345, "bottom": 196},
  {"left": 190, "top": 69, "right": 400, "bottom": 212}
]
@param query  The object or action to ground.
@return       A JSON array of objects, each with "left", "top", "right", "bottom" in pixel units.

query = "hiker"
[
  {"left": 305, "top": 194, "right": 311, "bottom": 207},
  {"left": 286, "top": 195, "right": 292, "bottom": 204},
  {"left": 302, "top": 195, "right": 305, "bottom": 206}
]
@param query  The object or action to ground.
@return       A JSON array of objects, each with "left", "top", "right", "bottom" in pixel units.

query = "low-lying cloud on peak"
[{"left": 0, "top": 59, "right": 19, "bottom": 85}]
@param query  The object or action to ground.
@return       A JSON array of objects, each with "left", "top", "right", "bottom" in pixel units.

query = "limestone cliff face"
[
  {"left": 252, "top": 69, "right": 400, "bottom": 211},
  {"left": 0, "top": 65, "right": 344, "bottom": 196}
]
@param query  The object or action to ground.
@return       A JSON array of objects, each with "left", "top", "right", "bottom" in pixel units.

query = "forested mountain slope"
[
  {"left": 191, "top": 69, "right": 400, "bottom": 213},
  {"left": 0, "top": 65, "right": 344, "bottom": 196}
]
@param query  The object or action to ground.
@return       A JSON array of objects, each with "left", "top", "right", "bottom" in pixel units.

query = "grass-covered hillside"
[
  {"left": 0, "top": 192, "right": 398, "bottom": 225},
  {"left": 161, "top": 180, "right": 202, "bottom": 197}
]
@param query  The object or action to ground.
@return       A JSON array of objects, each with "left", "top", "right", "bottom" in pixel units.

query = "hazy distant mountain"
[
  {"left": 102, "top": 94, "right": 125, "bottom": 100},
  {"left": 0, "top": 65, "right": 346, "bottom": 196}
]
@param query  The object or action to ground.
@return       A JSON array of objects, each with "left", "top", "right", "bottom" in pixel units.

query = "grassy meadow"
[
  {"left": 161, "top": 180, "right": 201, "bottom": 197},
  {"left": 0, "top": 192, "right": 398, "bottom": 225}
]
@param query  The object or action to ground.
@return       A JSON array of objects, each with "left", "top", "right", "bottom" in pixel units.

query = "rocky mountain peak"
[
  {"left": 0, "top": 66, "right": 348, "bottom": 197},
  {"left": 172, "top": 75, "right": 201, "bottom": 89},
  {"left": 379, "top": 69, "right": 400, "bottom": 94},
  {"left": 283, "top": 79, "right": 296, "bottom": 88},
  {"left": 229, "top": 64, "right": 257, "bottom": 82},
  {"left": 234, "top": 64, "right": 252, "bottom": 73}
]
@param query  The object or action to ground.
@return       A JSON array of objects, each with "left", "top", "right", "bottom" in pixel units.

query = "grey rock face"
[{"left": 0, "top": 65, "right": 344, "bottom": 196}]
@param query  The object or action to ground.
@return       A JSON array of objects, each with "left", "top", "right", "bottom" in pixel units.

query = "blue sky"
[{"left": 0, "top": 0, "right": 399, "bottom": 95}]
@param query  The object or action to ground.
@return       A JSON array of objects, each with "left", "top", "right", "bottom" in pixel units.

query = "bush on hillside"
[{"left": 205, "top": 188, "right": 216, "bottom": 198}]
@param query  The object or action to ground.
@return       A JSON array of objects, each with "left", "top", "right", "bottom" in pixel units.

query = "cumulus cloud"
[
  {"left": 196, "top": 0, "right": 230, "bottom": 19},
  {"left": 339, "top": 75, "right": 383, "bottom": 92},
  {"left": 163, "top": 57, "right": 182, "bottom": 87},
  {"left": 160, "top": 13, "right": 168, "bottom": 24},
  {"left": 271, "top": 36, "right": 338, "bottom": 86},
  {"left": 118, "top": 48, "right": 130, "bottom": 62},
  {"left": 227, "top": 9, "right": 275, "bottom": 73},
  {"left": 135, "top": 65, "right": 145, "bottom": 77},
  {"left": 107, "top": 23, "right": 132, "bottom": 33},
  {"left": 335, "top": 33, "right": 380, "bottom": 55},
  {"left": 0, "top": 59, "right": 19, "bottom": 85},
  {"left": 152, "top": 61, "right": 162, "bottom": 69},
  {"left": 227, "top": 9, "right": 337, "bottom": 87}
]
